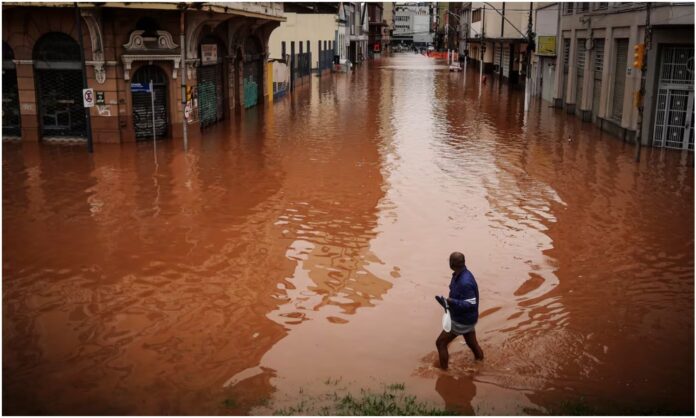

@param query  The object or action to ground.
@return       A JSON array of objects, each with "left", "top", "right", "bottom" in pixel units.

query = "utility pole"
[
  {"left": 524, "top": 2, "right": 534, "bottom": 112},
  {"left": 463, "top": 9, "right": 468, "bottom": 77},
  {"left": 444, "top": 6, "right": 448, "bottom": 52},
  {"left": 180, "top": 6, "right": 188, "bottom": 151},
  {"left": 634, "top": 3, "right": 651, "bottom": 162},
  {"left": 499, "top": 3, "right": 504, "bottom": 82},
  {"left": 75, "top": 2, "right": 94, "bottom": 153},
  {"left": 479, "top": 4, "right": 485, "bottom": 98}
]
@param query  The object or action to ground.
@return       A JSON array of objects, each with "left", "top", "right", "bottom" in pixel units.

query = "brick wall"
[{"left": 2, "top": 5, "right": 278, "bottom": 144}]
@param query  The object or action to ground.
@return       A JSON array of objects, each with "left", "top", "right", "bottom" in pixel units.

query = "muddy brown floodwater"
[{"left": 3, "top": 54, "right": 694, "bottom": 415}]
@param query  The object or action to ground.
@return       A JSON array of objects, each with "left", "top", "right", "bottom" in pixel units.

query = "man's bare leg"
[
  {"left": 463, "top": 330, "right": 484, "bottom": 360},
  {"left": 436, "top": 331, "right": 458, "bottom": 369}
]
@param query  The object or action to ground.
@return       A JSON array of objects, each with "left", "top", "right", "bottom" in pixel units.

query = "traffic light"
[
  {"left": 634, "top": 90, "right": 643, "bottom": 108},
  {"left": 633, "top": 43, "right": 645, "bottom": 69}
]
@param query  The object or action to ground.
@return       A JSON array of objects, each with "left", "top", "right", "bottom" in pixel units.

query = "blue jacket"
[{"left": 448, "top": 268, "right": 479, "bottom": 325}]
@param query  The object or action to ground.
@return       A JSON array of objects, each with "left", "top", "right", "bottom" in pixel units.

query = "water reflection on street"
[{"left": 3, "top": 54, "right": 693, "bottom": 414}]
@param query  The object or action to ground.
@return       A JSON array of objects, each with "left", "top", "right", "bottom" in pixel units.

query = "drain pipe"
[
  {"left": 479, "top": 4, "right": 485, "bottom": 98},
  {"left": 180, "top": 5, "right": 189, "bottom": 151},
  {"left": 524, "top": 2, "right": 533, "bottom": 112},
  {"left": 75, "top": 3, "right": 94, "bottom": 153}
]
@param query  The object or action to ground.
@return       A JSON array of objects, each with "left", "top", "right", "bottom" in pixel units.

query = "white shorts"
[{"left": 450, "top": 320, "right": 476, "bottom": 335}]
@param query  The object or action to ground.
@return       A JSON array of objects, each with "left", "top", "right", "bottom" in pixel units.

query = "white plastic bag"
[{"left": 442, "top": 304, "right": 452, "bottom": 332}]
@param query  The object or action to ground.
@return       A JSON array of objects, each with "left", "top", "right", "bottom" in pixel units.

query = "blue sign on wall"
[{"left": 131, "top": 83, "right": 152, "bottom": 93}]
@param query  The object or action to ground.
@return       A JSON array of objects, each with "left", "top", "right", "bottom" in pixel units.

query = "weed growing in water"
[
  {"left": 273, "top": 383, "right": 455, "bottom": 416},
  {"left": 387, "top": 382, "right": 406, "bottom": 391},
  {"left": 222, "top": 398, "right": 237, "bottom": 409}
]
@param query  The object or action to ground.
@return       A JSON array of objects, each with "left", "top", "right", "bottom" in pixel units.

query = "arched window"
[
  {"left": 33, "top": 32, "right": 80, "bottom": 65},
  {"left": 132, "top": 64, "right": 167, "bottom": 85}
]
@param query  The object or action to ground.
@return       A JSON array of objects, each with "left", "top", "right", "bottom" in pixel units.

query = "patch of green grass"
[
  {"left": 275, "top": 399, "right": 309, "bottom": 416},
  {"left": 273, "top": 383, "right": 455, "bottom": 416},
  {"left": 222, "top": 398, "right": 237, "bottom": 409},
  {"left": 387, "top": 383, "right": 405, "bottom": 391},
  {"left": 256, "top": 397, "right": 271, "bottom": 407},
  {"left": 317, "top": 405, "right": 332, "bottom": 416},
  {"left": 334, "top": 390, "right": 452, "bottom": 415},
  {"left": 324, "top": 377, "right": 343, "bottom": 386}
]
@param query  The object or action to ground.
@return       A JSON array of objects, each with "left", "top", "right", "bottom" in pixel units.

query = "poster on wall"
[
  {"left": 201, "top": 44, "right": 218, "bottom": 65},
  {"left": 536, "top": 36, "right": 557, "bottom": 56}
]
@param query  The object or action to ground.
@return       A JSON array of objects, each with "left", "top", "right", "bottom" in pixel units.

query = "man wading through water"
[{"left": 435, "top": 252, "right": 484, "bottom": 369}]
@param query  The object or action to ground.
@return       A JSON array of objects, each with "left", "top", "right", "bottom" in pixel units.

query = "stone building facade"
[
  {"left": 553, "top": 2, "right": 694, "bottom": 149},
  {"left": 2, "top": 3, "right": 283, "bottom": 144}
]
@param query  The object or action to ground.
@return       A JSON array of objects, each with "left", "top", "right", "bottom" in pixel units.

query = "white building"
[
  {"left": 346, "top": 2, "right": 369, "bottom": 63},
  {"left": 393, "top": 3, "right": 433, "bottom": 47},
  {"left": 462, "top": 2, "right": 531, "bottom": 84}
]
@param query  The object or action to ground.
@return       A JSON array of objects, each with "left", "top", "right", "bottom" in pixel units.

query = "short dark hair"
[{"left": 450, "top": 252, "right": 466, "bottom": 269}]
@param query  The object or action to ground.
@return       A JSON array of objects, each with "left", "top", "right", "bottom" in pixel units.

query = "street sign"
[
  {"left": 201, "top": 44, "right": 218, "bottom": 65},
  {"left": 184, "top": 102, "right": 192, "bottom": 119},
  {"left": 537, "top": 36, "right": 556, "bottom": 56},
  {"left": 96, "top": 91, "right": 105, "bottom": 105},
  {"left": 82, "top": 88, "right": 95, "bottom": 108},
  {"left": 130, "top": 83, "right": 151, "bottom": 93}
]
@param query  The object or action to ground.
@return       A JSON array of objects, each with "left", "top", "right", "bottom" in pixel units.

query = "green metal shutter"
[
  {"left": 243, "top": 60, "right": 260, "bottom": 109},
  {"left": 198, "top": 64, "right": 218, "bottom": 127}
]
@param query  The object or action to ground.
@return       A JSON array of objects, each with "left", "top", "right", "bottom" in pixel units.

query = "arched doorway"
[
  {"left": 33, "top": 32, "right": 86, "bottom": 139},
  {"left": 3, "top": 42, "right": 21, "bottom": 137},
  {"left": 197, "top": 34, "right": 226, "bottom": 128},
  {"left": 131, "top": 65, "right": 168, "bottom": 140},
  {"left": 243, "top": 36, "right": 263, "bottom": 109}
]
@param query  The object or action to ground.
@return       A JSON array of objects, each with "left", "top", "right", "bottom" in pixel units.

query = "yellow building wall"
[{"left": 268, "top": 12, "right": 338, "bottom": 68}]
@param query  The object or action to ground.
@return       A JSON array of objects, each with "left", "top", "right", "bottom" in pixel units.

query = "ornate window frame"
[{"left": 121, "top": 55, "right": 181, "bottom": 80}]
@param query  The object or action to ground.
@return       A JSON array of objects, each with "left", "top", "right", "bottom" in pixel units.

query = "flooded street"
[{"left": 3, "top": 54, "right": 694, "bottom": 414}]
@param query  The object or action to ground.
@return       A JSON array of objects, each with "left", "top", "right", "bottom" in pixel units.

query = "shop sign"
[
  {"left": 537, "top": 36, "right": 556, "bottom": 56},
  {"left": 201, "top": 44, "right": 218, "bottom": 65}
]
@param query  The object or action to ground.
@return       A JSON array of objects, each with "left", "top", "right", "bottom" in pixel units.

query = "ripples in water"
[{"left": 3, "top": 54, "right": 693, "bottom": 414}]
